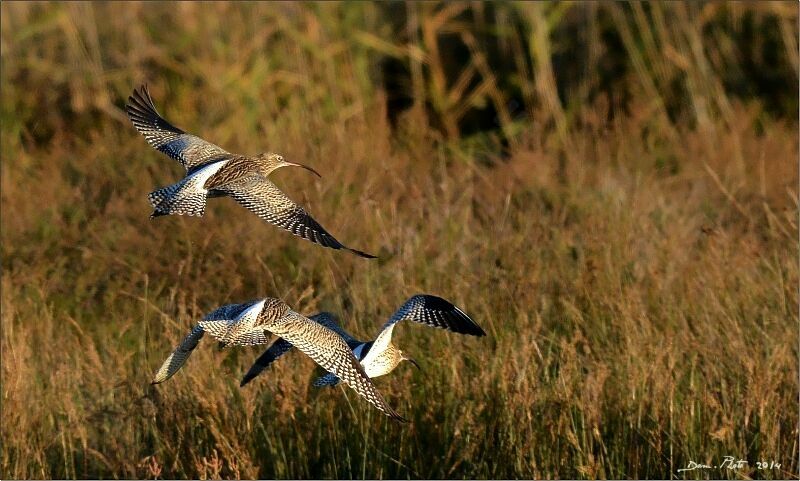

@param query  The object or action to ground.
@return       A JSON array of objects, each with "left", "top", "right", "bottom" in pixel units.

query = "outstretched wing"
[
  {"left": 309, "top": 312, "right": 357, "bottom": 344},
  {"left": 371, "top": 294, "right": 485, "bottom": 355},
  {"left": 239, "top": 338, "right": 294, "bottom": 387},
  {"left": 217, "top": 176, "right": 376, "bottom": 259},
  {"left": 203, "top": 301, "right": 261, "bottom": 321},
  {"left": 268, "top": 311, "right": 405, "bottom": 421},
  {"left": 239, "top": 312, "right": 358, "bottom": 387},
  {"left": 383, "top": 294, "right": 485, "bottom": 336},
  {"left": 152, "top": 325, "right": 205, "bottom": 384},
  {"left": 199, "top": 300, "right": 271, "bottom": 347},
  {"left": 126, "top": 85, "right": 231, "bottom": 172}
]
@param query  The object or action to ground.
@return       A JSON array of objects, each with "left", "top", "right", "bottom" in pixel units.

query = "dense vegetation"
[{"left": 1, "top": 2, "right": 797, "bottom": 479}]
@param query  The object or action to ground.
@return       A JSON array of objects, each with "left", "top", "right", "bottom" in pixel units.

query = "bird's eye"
[{"left": 277, "top": 156, "right": 283, "bottom": 162}]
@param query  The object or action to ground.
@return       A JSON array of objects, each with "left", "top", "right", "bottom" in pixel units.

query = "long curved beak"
[
  {"left": 407, "top": 358, "right": 421, "bottom": 371},
  {"left": 285, "top": 161, "right": 322, "bottom": 178}
]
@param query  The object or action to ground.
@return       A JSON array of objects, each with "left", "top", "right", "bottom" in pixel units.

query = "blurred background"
[{"left": 1, "top": 2, "right": 798, "bottom": 479}]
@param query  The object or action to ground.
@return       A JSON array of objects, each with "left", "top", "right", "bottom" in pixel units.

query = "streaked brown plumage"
[
  {"left": 126, "top": 84, "right": 375, "bottom": 258},
  {"left": 152, "top": 297, "right": 405, "bottom": 422}
]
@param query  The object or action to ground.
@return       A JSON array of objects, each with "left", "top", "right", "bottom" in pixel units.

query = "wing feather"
[
  {"left": 151, "top": 325, "right": 204, "bottom": 384},
  {"left": 239, "top": 312, "right": 360, "bottom": 386},
  {"left": 371, "top": 295, "right": 485, "bottom": 354},
  {"left": 268, "top": 311, "right": 404, "bottom": 421},
  {"left": 126, "top": 85, "right": 230, "bottom": 171},
  {"left": 309, "top": 312, "right": 357, "bottom": 343},
  {"left": 217, "top": 176, "right": 376, "bottom": 258},
  {"left": 313, "top": 372, "right": 341, "bottom": 387},
  {"left": 239, "top": 312, "right": 359, "bottom": 387},
  {"left": 382, "top": 294, "right": 486, "bottom": 336},
  {"left": 203, "top": 301, "right": 261, "bottom": 321}
]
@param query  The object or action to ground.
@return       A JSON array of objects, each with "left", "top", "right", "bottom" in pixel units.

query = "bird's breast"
[{"left": 363, "top": 351, "right": 400, "bottom": 378}]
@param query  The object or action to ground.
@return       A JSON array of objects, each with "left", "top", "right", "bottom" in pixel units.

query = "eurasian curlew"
[
  {"left": 151, "top": 297, "right": 405, "bottom": 421},
  {"left": 240, "top": 294, "right": 485, "bottom": 388},
  {"left": 126, "top": 85, "right": 375, "bottom": 258}
]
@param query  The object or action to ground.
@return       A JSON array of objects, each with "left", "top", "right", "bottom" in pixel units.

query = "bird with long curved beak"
[
  {"left": 126, "top": 84, "right": 376, "bottom": 258},
  {"left": 152, "top": 297, "right": 405, "bottom": 421},
  {"left": 240, "top": 294, "right": 485, "bottom": 388}
]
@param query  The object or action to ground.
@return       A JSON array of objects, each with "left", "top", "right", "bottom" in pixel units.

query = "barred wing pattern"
[
  {"left": 204, "top": 301, "right": 261, "bottom": 321},
  {"left": 217, "top": 176, "right": 376, "bottom": 258},
  {"left": 382, "top": 294, "right": 485, "bottom": 336},
  {"left": 220, "top": 329, "right": 270, "bottom": 347},
  {"left": 370, "top": 294, "right": 485, "bottom": 356},
  {"left": 239, "top": 312, "right": 357, "bottom": 387},
  {"left": 310, "top": 312, "right": 357, "bottom": 344},
  {"left": 152, "top": 325, "right": 205, "bottom": 384},
  {"left": 198, "top": 300, "right": 272, "bottom": 348},
  {"left": 126, "top": 85, "right": 230, "bottom": 171},
  {"left": 268, "top": 311, "right": 405, "bottom": 421}
]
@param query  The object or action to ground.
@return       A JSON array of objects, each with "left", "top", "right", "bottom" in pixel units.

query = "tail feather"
[{"left": 148, "top": 179, "right": 209, "bottom": 217}]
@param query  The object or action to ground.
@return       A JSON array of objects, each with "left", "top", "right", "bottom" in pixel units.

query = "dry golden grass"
[{"left": 1, "top": 2, "right": 798, "bottom": 479}]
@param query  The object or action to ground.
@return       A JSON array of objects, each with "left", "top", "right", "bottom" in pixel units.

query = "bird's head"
[{"left": 259, "top": 152, "right": 321, "bottom": 178}]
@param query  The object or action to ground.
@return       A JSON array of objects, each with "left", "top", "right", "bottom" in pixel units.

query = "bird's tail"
[{"left": 148, "top": 178, "right": 209, "bottom": 218}]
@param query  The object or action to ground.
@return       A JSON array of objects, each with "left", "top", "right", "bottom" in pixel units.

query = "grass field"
[{"left": 1, "top": 2, "right": 798, "bottom": 479}]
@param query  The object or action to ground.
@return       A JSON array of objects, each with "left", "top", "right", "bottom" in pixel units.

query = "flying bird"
[
  {"left": 240, "top": 294, "right": 485, "bottom": 388},
  {"left": 125, "top": 84, "right": 375, "bottom": 258},
  {"left": 151, "top": 297, "right": 404, "bottom": 421}
]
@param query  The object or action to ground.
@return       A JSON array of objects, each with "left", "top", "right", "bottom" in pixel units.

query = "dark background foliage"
[{"left": 1, "top": 2, "right": 797, "bottom": 479}]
